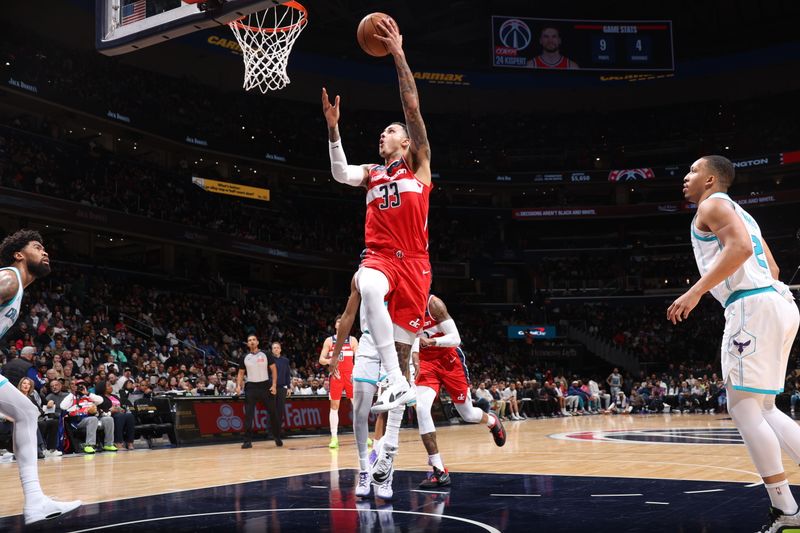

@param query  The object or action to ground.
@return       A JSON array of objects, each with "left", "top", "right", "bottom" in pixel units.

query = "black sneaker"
[
  {"left": 418, "top": 467, "right": 451, "bottom": 489},
  {"left": 241, "top": 442, "right": 252, "bottom": 449},
  {"left": 489, "top": 411, "right": 507, "bottom": 447},
  {"left": 275, "top": 438, "right": 283, "bottom": 447}
]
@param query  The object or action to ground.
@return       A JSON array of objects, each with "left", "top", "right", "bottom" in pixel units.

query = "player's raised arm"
[
  {"left": 322, "top": 87, "right": 369, "bottom": 188},
  {"left": 374, "top": 18, "right": 432, "bottom": 185}
]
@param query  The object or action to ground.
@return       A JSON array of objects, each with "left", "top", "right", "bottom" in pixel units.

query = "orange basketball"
[{"left": 357, "top": 12, "right": 395, "bottom": 57}]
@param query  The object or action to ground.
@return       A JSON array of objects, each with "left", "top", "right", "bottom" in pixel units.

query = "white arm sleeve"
[
  {"left": 433, "top": 319, "right": 461, "bottom": 348},
  {"left": 411, "top": 337, "right": 420, "bottom": 354},
  {"left": 329, "top": 139, "right": 366, "bottom": 187}
]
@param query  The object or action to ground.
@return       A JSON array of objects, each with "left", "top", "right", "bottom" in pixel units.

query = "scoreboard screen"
[{"left": 492, "top": 17, "right": 674, "bottom": 72}]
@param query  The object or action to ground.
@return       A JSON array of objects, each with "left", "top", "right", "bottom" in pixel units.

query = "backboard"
[{"left": 96, "top": 0, "right": 285, "bottom": 55}]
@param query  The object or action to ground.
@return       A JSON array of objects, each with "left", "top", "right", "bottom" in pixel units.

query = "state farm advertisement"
[{"left": 192, "top": 398, "right": 354, "bottom": 435}]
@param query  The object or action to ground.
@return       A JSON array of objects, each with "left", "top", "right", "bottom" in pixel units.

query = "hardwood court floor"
[{"left": 0, "top": 413, "right": 790, "bottom": 520}]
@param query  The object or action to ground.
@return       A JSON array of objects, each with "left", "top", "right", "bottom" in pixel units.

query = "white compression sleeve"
[
  {"left": 353, "top": 381, "right": 377, "bottom": 470},
  {"left": 329, "top": 139, "right": 366, "bottom": 187},
  {"left": 433, "top": 319, "right": 461, "bottom": 348},
  {"left": 0, "top": 380, "right": 46, "bottom": 505},
  {"left": 727, "top": 387, "right": 784, "bottom": 478},
  {"left": 356, "top": 268, "right": 399, "bottom": 375},
  {"left": 454, "top": 390, "right": 486, "bottom": 424},
  {"left": 415, "top": 386, "right": 437, "bottom": 435}
]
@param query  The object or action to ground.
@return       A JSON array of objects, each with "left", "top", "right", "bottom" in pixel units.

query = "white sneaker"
[
  {"left": 371, "top": 376, "right": 415, "bottom": 413},
  {"left": 43, "top": 449, "right": 63, "bottom": 458},
  {"left": 759, "top": 506, "right": 800, "bottom": 532},
  {"left": 373, "top": 471, "right": 394, "bottom": 500},
  {"left": 370, "top": 442, "right": 397, "bottom": 484},
  {"left": 355, "top": 470, "right": 371, "bottom": 498},
  {"left": 0, "top": 452, "right": 14, "bottom": 463},
  {"left": 24, "top": 497, "right": 82, "bottom": 525}
]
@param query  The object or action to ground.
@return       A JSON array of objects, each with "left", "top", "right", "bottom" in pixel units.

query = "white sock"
[
  {"left": 384, "top": 406, "right": 404, "bottom": 448},
  {"left": 486, "top": 412, "right": 497, "bottom": 428},
  {"left": 428, "top": 453, "right": 444, "bottom": 471},
  {"left": 329, "top": 409, "right": 338, "bottom": 438},
  {"left": 766, "top": 480, "right": 799, "bottom": 514}
]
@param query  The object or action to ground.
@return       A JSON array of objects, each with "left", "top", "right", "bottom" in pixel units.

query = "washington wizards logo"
[{"left": 550, "top": 428, "right": 744, "bottom": 445}]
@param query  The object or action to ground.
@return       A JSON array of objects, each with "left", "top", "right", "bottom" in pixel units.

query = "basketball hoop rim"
[{"left": 230, "top": 1, "right": 307, "bottom": 33}]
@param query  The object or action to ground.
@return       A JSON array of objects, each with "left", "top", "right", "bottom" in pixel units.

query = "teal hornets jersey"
[
  {"left": 690, "top": 192, "right": 774, "bottom": 307},
  {"left": 0, "top": 267, "right": 24, "bottom": 339}
]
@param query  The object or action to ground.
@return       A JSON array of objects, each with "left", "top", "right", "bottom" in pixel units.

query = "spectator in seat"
[
  {"left": 540, "top": 381, "right": 559, "bottom": 417},
  {"left": 45, "top": 379, "right": 68, "bottom": 416},
  {"left": 589, "top": 377, "right": 610, "bottom": 410},
  {"left": 60, "top": 381, "right": 116, "bottom": 454},
  {"left": 502, "top": 382, "right": 522, "bottom": 420},
  {"left": 118, "top": 379, "right": 136, "bottom": 407},
  {"left": 473, "top": 382, "right": 493, "bottom": 413},
  {"left": 629, "top": 388, "right": 645, "bottom": 413},
  {"left": 566, "top": 380, "right": 586, "bottom": 414},
  {"left": 664, "top": 380, "right": 679, "bottom": 412},
  {"left": 489, "top": 383, "right": 507, "bottom": 419},
  {"left": 581, "top": 380, "right": 599, "bottom": 413},
  {"left": 96, "top": 380, "right": 136, "bottom": 450}
]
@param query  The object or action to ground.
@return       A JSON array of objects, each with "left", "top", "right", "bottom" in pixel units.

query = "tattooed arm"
[{"left": 374, "top": 17, "right": 432, "bottom": 185}]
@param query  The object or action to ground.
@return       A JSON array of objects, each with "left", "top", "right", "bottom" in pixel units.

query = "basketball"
[{"left": 357, "top": 12, "right": 394, "bottom": 57}]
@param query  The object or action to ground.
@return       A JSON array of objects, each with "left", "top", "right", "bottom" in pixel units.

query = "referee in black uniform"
[
  {"left": 237, "top": 334, "right": 282, "bottom": 448},
  {"left": 270, "top": 341, "right": 291, "bottom": 439}
]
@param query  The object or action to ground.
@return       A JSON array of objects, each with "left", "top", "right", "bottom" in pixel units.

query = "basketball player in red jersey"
[
  {"left": 414, "top": 294, "right": 506, "bottom": 488},
  {"left": 322, "top": 17, "right": 431, "bottom": 482},
  {"left": 319, "top": 315, "right": 358, "bottom": 449},
  {"left": 527, "top": 26, "right": 579, "bottom": 69}
]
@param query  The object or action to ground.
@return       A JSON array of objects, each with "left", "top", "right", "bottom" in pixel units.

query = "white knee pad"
[
  {"left": 415, "top": 386, "right": 438, "bottom": 435},
  {"left": 454, "top": 393, "right": 484, "bottom": 424}
]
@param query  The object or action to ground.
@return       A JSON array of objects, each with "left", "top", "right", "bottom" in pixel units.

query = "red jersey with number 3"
[
  {"left": 364, "top": 158, "right": 431, "bottom": 255},
  {"left": 328, "top": 335, "right": 354, "bottom": 375}
]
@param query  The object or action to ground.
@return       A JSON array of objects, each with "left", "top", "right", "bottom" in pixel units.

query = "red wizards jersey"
[
  {"left": 419, "top": 297, "right": 458, "bottom": 362},
  {"left": 532, "top": 55, "right": 570, "bottom": 69},
  {"left": 365, "top": 157, "right": 431, "bottom": 255},
  {"left": 329, "top": 335, "right": 354, "bottom": 374}
]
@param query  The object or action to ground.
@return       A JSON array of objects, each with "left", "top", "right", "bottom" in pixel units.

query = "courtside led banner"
[
  {"left": 192, "top": 176, "right": 270, "bottom": 201},
  {"left": 507, "top": 325, "right": 556, "bottom": 340}
]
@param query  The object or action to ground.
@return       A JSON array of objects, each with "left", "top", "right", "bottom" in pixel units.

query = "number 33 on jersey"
[{"left": 364, "top": 157, "right": 431, "bottom": 255}]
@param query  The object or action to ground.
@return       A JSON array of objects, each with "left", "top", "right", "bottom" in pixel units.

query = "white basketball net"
[{"left": 228, "top": 2, "right": 307, "bottom": 93}]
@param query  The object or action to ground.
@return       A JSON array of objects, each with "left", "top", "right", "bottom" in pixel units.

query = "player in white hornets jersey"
[
  {"left": 667, "top": 156, "right": 800, "bottom": 533},
  {"left": 0, "top": 230, "right": 81, "bottom": 525}
]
